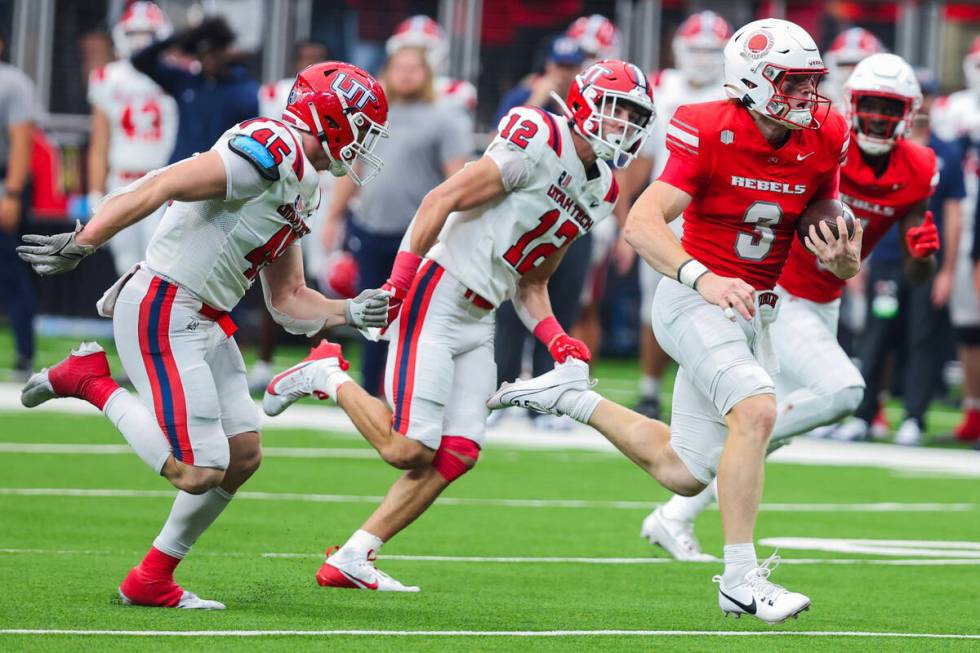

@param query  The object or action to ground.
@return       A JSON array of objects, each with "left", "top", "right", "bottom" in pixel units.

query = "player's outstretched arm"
[
  {"left": 260, "top": 246, "right": 389, "bottom": 334},
  {"left": 513, "top": 242, "right": 591, "bottom": 363},
  {"left": 901, "top": 201, "right": 938, "bottom": 284},
  {"left": 17, "top": 152, "right": 228, "bottom": 276},
  {"left": 625, "top": 181, "right": 756, "bottom": 321}
]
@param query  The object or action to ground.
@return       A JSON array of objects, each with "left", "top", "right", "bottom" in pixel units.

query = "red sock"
[
  {"left": 86, "top": 377, "right": 121, "bottom": 410},
  {"left": 119, "top": 547, "right": 183, "bottom": 607},
  {"left": 140, "top": 546, "right": 181, "bottom": 582}
]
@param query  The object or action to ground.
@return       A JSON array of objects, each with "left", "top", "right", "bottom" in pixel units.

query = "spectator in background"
[
  {"left": 322, "top": 46, "right": 472, "bottom": 396},
  {"left": 246, "top": 39, "right": 330, "bottom": 393},
  {"left": 491, "top": 37, "right": 591, "bottom": 429},
  {"left": 494, "top": 37, "right": 584, "bottom": 123},
  {"left": 132, "top": 16, "right": 258, "bottom": 164},
  {"left": 0, "top": 33, "right": 37, "bottom": 379}
]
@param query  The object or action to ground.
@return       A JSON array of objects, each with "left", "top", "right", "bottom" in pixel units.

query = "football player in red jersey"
[
  {"left": 641, "top": 53, "right": 939, "bottom": 557},
  {"left": 490, "top": 19, "right": 860, "bottom": 624}
]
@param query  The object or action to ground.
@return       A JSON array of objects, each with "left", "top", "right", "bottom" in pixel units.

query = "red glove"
[
  {"left": 906, "top": 211, "right": 940, "bottom": 259},
  {"left": 533, "top": 316, "right": 592, "bottom": 363},
  {"left": 381, "top": 251, "right": 422, "bottom": 329}
]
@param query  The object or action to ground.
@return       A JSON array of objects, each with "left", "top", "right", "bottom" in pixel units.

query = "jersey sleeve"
[
  {"left": 485, "top": 106, "right": 559, "bottom": 191},
  {"left": 656, "top": 105, "right": 707, "bottom": 196},
  {"left": 87, "top": 67, "right": 109, "bottom": 110},
  {"left": 216, "top": 143, "right": 273, "bottom": 201}
]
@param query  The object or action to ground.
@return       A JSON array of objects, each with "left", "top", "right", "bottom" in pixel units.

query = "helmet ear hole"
[{"left": 324, "top": 115, "right": 340, "bottom": 129}]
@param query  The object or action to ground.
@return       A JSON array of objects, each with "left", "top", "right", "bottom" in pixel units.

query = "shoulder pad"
[
  {"left": 495, "top": 106, "right": 563, "bottom": 159},
  {"left": 228, "top": 134, "right": 280, "bottom": 181}
]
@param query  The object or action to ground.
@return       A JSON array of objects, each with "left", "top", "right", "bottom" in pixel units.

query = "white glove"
[
  {"left": 345, "top": 289, "right": 390, "bottom": 329},
  {"left": 17, "top": 221, "right": 97, "bottom": 276}
]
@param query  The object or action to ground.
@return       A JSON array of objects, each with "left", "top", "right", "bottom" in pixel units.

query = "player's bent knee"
[
  {"left": 728, "top": 395, "right": 777, "bottom": 443},
  {"left": 381, "top": 437, "right": 433, "bottom": 470},
  {"left": 174, "top": 466, "right": 225, "bottom": 494},
  {"left": 432, "top": 436, "right": 481, "bottom": 483}
]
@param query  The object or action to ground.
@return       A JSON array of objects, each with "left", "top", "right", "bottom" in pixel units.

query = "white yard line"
[
  {"left": 0, "top": 629, "right": 978, "bottom": 639},
  {"left": 0, "top": 487, "right": 972, "bottom": 512},
  {"left": 0, "top": 443, "right": 379, "bottom": 459}
]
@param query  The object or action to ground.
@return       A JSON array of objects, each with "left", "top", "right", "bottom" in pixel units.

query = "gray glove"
[
  {"left": 345, "top": 289, "right": 391, "bottom": 328},
  {"left": 17, "top": 221, "right": 96, "bottom": 276}
]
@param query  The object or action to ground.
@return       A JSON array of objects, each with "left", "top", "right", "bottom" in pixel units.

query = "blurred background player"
[
  {"left": 247, "top": 39, "right": 330, "bottom": 392},
  {"left": 616, "top": 11, "right": 732, "bottom": 418},
  {"left": 649, "top": 53, "right": 938, "bottom": 560},
  {"left": 88, "top": 2, "right": 178, "bottom": 276},
  {"left": 264, "top": 59, "right": 654, "bottom": 591},
  {"left": 933, "top": 36, "right": 980, "bottom": 442},
  {"left": 18, "top": 62, "right": 391, "bottom": 609},
  {"left": 322, "top": 44, "right": 472, "bottom": 397},
  {"left": 821, "top": 27, "right": 886, "bottom": 109}
]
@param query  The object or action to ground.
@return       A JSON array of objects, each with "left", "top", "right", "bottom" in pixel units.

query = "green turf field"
[{"left": 1, "top": 407, "right": 979, "bottom": 652}]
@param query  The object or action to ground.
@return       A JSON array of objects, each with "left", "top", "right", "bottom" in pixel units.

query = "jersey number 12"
[{"left": 503, "top": 209, "right": 579, "bottom": 274}]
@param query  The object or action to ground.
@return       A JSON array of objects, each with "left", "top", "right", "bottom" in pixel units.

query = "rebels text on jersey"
[
  {"left": 658, "top": 99, "right": 849, "bottom": 290},
  {"left": 779, "top": 137, "right": 938, "bottom": 302},
  {"left": 428, "top": 106, "right": 619, "bottom": 308},
  {"left": 145, "top": 118, "right": 320, "bottom": 311}
]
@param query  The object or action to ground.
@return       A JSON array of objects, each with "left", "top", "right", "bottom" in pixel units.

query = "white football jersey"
[
  {"left": 88, "top": 59, "right": 178, "bottom": 174},
  {"left": 145, "top": 118, "right": 320, "bottom": 311},
  {"left": 258, "top": 78, "right": 294, "bottom": 123},
  {"left": 641, "top": 69, "right": 726, "bottom": 179},
  {"left": 429, "top": 106, "right": 618, "bottom": 307}
]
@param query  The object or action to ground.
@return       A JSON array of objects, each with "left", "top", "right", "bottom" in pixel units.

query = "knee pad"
[{"left": 432, "top": 436, "right": 481, "bottom": 482}]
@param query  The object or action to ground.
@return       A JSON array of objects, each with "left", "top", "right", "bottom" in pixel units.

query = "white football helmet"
[
  {"left": 112, "top": 1, "right": 171, "bottom": 58},
  {"left": 386, "top": 15, "right": 447, "bottom": 73},
  {"left": 672, "top": 11, "right": 732, "bottom": 87},
  {"left": 964, "top": 36, "right": 980, "bottom": 94},
  {"left": 843, "top": 53, "right": 921, "bottom": 155},
  {"left": 824, "top": 27, "right": 885, "bottom": 92},
  {"left": 723, "top": 18, "right": 831, "bottom": 130}
]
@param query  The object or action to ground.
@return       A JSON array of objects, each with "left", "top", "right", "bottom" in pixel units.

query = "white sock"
[
  {"left": 337, "top": 529, "right": 384, "bottom": 560},
  {"left": 313, "top": 365, "right": 353, "bottom": 401},
  {"left": 639, "top": 374, "right": 660, "bottom": 399},
  {"left": 153, "top": 487, "right": 234, "bottom": 559},
  {"left": 661, "top": 478, "right": 717, "bottom": 523},
  {"left": 563, "top": 389, "right": 603, "bottom": 423},
  {"left": 103, "top": 389, "right": 171, "bottom": 473},
  {"left": 722, "top": 543, "right": 758, "bottom": 588}
]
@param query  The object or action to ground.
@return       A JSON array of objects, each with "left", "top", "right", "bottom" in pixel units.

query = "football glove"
[
  {"left": 17, "top": 221, "right": 96, "bottom": 276},
  {"left": 345, "top": 288, "right": 391, "bottom": 329},
  {"left": 906, "top": 211, "right": 939, "bottom": 259},
  {"left": 381, "top": 250, "right": 422, "bottom": 329},
  {"left": 548, "top": 334, "right": 592, "bottom": 364}
]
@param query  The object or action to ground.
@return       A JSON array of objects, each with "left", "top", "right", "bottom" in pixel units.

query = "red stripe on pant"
[
  {"left": 392, "top": 260, "right": 444, "bottom": 434},
  {"left": 155, "top": 283, "right": 193, "bottom": 464},
  {"left": 138, "top": 277, "right": 167, "bottom": 438}
]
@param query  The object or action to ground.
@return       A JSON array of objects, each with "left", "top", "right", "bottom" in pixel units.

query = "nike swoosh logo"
[
  {"left": 719, "top": 589, "right": 757, "bottom": 614},
  {"left": 266, "top": 361, "right": 313, "bottom": 395},
  {"left": 797, "top": 152, "right": 815, "bottom": 161},
  {"left": 340, "top": 568, "right": 378, "bottom": 590}
]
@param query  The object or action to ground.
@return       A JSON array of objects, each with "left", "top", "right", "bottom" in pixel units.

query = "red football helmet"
[
  {"left": 555, "top": 60, "right": 656, "bottom": 167},
  {"left": 673, "top": 11, "right": 732, "bottom": 86},
  {"left": 321, "top": 251, "right": 359, "bottom": 299},
  {"left": 825, "top": 27, "right": 885, "bottom": 89},
  {"left": 282, "top": 62, "right": 390, "bottom": 186},
  {"left": 112, "top": 1, "right": 171, "bottom": 57},
  {"left": 565, "top": 15, "right": 620, "bottom": 62},
  {"left": 386, "top": 15, "right": 447, "bottom": 73}
]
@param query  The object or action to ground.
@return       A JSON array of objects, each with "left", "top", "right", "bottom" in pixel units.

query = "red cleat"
[
  {"left": 118, "top": 548, "right": 224, "bottom": 609},
  {"left": 263, "top": 340, "right": 351, "bottom": 416},
  {"left": 21, "top": 342, "right": 120, "bottom": 410},
  {"left": 954, "top": 409, "right": 980, "bottom": 442}
]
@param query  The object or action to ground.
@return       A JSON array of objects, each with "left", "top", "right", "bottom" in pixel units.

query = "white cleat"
[
  {"left": 894, "top": 418, "right": 923, "bottom": 446},
  {"left": 640, "top": 507, "right": 716, "bottom": 561},
  {"left": 487, "top": 359, "right": 594, "bottom": 416},
  {"left": 714, "top": 553, "right": 810, "bottom": 625},
  {"left": 316, "top": 546, "right": 420, "bottom": 592},
  {"left": 262, "top": 341, "right": 350, "bottom": 417},
  {"left": 118, "top": 588, "right": 225, "bottom": 610},
  {"left": 830, "top": 417, "right": 869, "bottom": 442}
]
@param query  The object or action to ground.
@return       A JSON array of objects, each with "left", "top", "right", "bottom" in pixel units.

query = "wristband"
[
  {"left": 388, "top": 250, "right": 422, "bottom": 292},
  {"left": 677, "top": 258, "right": 710, "bottom": 290},
  {"left": 533, "top": 315, "right": 565, "bottom": 347}
]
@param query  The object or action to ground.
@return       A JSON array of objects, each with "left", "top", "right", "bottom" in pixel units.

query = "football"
[{"left": 797, "top": 199, "right": 857, "bottom": 246}]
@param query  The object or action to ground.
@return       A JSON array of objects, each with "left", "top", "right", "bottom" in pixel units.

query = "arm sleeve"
[
  {"left": 655, "top": 106, "right": 705, "bottom": 196},
  {"left": 216, "top": 144, "right": 274, "bottom": 201}
]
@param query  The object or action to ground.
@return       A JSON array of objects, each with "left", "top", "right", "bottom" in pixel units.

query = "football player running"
[
  {"left": 87, "top": 2, "right": 178, "bottom": 276},
  {"left": 263, "top": 60, "right": 655, "bottom": 592},
  {"left": 646, "top": 53, "right": 938, "bottom": 557},
  {"left": 489, "top": 19, "right": 857, "bottom": 624},
  {"left": 17, "top": 63, "right": 391, "bottom": 609}
]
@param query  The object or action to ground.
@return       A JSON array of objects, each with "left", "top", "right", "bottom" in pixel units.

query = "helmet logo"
[
  {"left": 743, "top": 30, "right": 773, "bottom": 60},
  {"left": 330, "top": 73, "right": 377, "bottom": 110},
  {"left": 580, "top": 62, "right": 613, "bottom": 84},
  {"left": 287, "top": 83, "right": 299, "bottom": 106}
]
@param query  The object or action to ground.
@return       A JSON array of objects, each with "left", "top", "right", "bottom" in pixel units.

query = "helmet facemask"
[
  {"left": 849, "top": 91, "right": 915, "bottom": 155},
  {"left": 758, "top": 66, "right": 831, "bottom": 129},
  {"left": 571, "top": 89, "right": 654, "bottom": 167},
  {"left": 677, "top": 45, "right": 726, "bottom": 86},
  {"left": 309, "top": 99, "right": 390, "bottom": 186}
]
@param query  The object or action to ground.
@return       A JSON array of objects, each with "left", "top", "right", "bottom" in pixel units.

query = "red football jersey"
[
  {"left": 659, "top": 99, "right": 849, "bottom": 290},
  {"left": 778, "top": 137, "right": 938, "bottom": 303}
]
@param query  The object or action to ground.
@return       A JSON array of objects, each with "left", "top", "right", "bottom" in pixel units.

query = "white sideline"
[
  {"left": 0, "top": 487, "right": 972, "bottom": 512},
  {"left": 0, "top": 443, "right": 379, "bottom": 459},
  {"left": 2, "top": 382, "right": 979, "bottom": 477},
  {"left": 0, "top": 629, "right": 978, "bottom": 640}
]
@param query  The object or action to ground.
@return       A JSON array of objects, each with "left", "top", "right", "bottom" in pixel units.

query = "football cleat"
[
  {"left": 894, "top": 418, "right": 923, "bottom": 446},
  {"left": 830, "top": 417, "right": 869, "bottom": 442},
  {"left": 640, "top": 506, "right": 716, "bottom": 561},
  {"left": 713, "top": 553, "right": 810, "bottom": 625},
  {"left": 487, "top": 359, "right": 595, "bottom": 417},
  {"left": 262, "top": 340, "right": 350, "bottom": 417},
  {"left": 316, "top": 546, "right": 420, "bottom": 592},
  {"left": 954, "top": 409, "right": 980, "bottom": 442},
  {"left": 118, "top": 566, "right": 224, "bottom": 610},
  {"left": 21, "top": 342, "right": 116, "bottom": 409},
  {"left": 633, "top": 395, "right": 662, "bottom": 420}
]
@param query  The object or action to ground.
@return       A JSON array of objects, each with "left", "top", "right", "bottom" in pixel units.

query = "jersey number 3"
[
  {"left": 503, "top": 209, "right": 579, "bottom": 274},
  {"left": 735, "top": 201, "right": 783, "bottom": 261}
]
